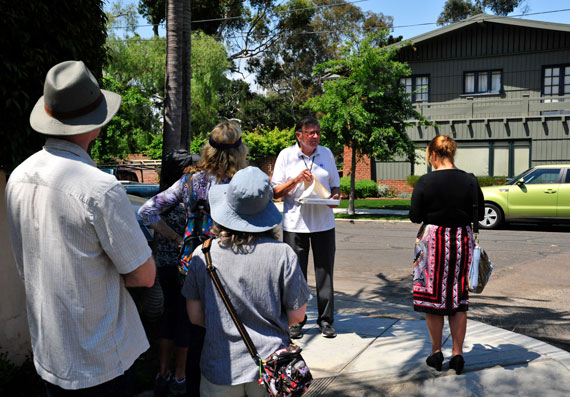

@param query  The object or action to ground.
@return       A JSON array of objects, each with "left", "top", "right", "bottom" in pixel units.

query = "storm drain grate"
[{"left": 305, "top": 376, "right": 337, "bottom": 396}]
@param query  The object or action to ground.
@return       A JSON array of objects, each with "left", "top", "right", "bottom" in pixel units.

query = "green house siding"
[{"left": 376, "top": 15, "right": 570, "bottom": 180}]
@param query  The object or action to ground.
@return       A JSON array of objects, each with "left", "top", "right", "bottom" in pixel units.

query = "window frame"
[
  {"left": 400, "top": 74, "right": 430, "bottom": 103},
  {"left": 541, "top": 64, "right": 570, "bottom": 97},
  {"left": 463, "top": 69, "right": 503, "bottom": 95},
  {"left": 523, "top": 168, "right": 562, "bottom": 185}
]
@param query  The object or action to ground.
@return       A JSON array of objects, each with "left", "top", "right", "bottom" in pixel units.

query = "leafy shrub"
[
  {"left": 398, "top": 192, "right": 412, "bottom": 199},
  {"left": 477, "top": 176, "right": 508, "bottom": 186},
  {"left": 243, "top": 127, "right": 296, "bottom": 162},
  {"left": 339, "top": 177, "right": 378, "bottom": 198},
  {"left": 406, "top": 175, "right": 421, "bottom": 188},
  {"left": 340, "top": 177, "right": 351, "bottom": 197},
  {"left": 357, "top": 180, "right": 378, "bottom": 198},
  {"left": 377, "top": 184, "right": 389, "bottom": 197}
]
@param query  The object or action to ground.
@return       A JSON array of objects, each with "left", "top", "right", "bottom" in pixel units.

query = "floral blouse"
[{"left": 137, "top": 171, "right": 227, "bottom": 267}]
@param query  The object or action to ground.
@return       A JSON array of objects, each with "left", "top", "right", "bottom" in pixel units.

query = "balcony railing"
[{"left": 413, "top": 94, "right": 570, "bottom": 123}]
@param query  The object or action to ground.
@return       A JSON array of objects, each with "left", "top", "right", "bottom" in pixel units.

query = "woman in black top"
[{"left": 409, "top": 135, "right": 484, "bottom": 375}]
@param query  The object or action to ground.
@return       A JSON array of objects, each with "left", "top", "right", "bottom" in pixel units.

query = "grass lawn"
[
  {"left": 335, "top": 213, "right": 409, "bottom": 221},
  {"left": 338, "top": 198, "right": 410, "bottom": 210}
]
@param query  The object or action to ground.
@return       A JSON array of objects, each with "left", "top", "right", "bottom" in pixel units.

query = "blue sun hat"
[{"left": 208, "top": 166, "right": 282, "bottom": 232}]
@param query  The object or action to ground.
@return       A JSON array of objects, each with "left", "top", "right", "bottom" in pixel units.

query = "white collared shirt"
[
  {"left": 6, "top": 138, "right": 151, "bottom": 389},
  {"left": 271, "top": 144, "right": 340, "bottom": 232}
]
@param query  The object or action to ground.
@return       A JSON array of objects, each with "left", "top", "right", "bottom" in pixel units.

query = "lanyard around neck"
[{"left": 301, "top": 155, "right": 315, "bottom": 173}]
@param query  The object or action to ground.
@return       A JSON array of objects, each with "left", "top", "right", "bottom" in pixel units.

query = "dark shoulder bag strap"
[
  {"left": 201, "top": 238, "right": 262, "bottom": 366},
  {"left": 472, "top": 175, "right": 480, "bottom": 242}
]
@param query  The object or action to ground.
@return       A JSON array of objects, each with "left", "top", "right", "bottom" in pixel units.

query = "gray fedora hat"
[
  {"left": 209, "top": 166, "right": 282, "bottom": 233},
  {"left": 30, "top": 60, "right": 121, "bottom": 135}
]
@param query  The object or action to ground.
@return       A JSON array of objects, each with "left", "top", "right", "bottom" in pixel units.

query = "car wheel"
[{"left": 479, "top": 203, "right": 503, "bottom": 229}]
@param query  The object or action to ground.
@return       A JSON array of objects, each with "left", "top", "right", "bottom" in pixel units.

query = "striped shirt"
[{"left": 6, "top": 138, "right": 152, "bottom": 389}]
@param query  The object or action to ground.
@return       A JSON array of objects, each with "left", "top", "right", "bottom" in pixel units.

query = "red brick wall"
[
  {"left": 342, "top": 147, "right": 412, "bottom": 195},
  {"left": 342, "top": 147, "right": 371, "bottom": 180},
  {"left": 250, "top": 155, "right": 277, "bottom": 179},
  {"left": 377, "top": 179, "right": 413, "bottom": 195},
  {"left": 126, "top": 154, "right": 160, "bottom": 184}
]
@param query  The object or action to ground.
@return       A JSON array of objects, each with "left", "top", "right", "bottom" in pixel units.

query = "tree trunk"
[
  {"left": 349, "top": 145, "right": 357, "bottom": 215},
  {"left": 180, "top": 0, "right": 191, "bottom": 150},
  {"left": 162, "top": 0, "right": 191, "bottom": 189}
]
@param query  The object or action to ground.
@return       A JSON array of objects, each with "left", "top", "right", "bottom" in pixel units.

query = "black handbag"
[{"left": 201, "top": 238, "right": 313, "bottom": 396}]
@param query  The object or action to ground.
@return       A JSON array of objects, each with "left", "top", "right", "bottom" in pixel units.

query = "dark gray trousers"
[{"left": 283, "top": 228, "right": 335, "bottom": 325}]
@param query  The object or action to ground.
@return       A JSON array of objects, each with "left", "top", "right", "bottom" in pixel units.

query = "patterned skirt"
[{"left": 413, "top": 224, "right": 473, "bottom": 315}]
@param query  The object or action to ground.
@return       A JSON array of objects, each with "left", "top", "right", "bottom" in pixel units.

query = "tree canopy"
[
  {"left": 437, "top": 0, "right": 527, "bottom": 25},
  {"left": 247, "top": 0, "right": 396, "bottom": 113},
  {"left": 1, "top": 0, "right": 108, "bottom": 172},
  {"left": 304, "top": 32, "right": 425, "bottom": 213}
]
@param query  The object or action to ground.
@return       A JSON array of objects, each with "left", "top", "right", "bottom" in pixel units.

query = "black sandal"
[
  {"left": 449, "top": 355, "right": 465, "bottom": 375},
  {"left": 426, "top": 351, "right": 444, "bottom": 371}
]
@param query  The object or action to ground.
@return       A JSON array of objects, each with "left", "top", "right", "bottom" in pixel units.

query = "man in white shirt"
[
  {"left": 6, "top": 60, "right": 156, "bottom": 395},
  {"left": 271, "top": 116, "right": 341, "bottom": 338}
]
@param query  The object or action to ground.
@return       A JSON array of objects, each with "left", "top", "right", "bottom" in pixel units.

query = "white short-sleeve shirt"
[
  {"left": 6, "top": 138, "right": 152, "bottom": 389},
  {"left": 271, "top": 144, "right": 340, "bottom": 233}
]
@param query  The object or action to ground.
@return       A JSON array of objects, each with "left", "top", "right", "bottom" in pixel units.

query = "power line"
[
  {"left": 109, "top": 0, "right": 370, "bottom": 30},
  {"left": 108, "top": 8, "right": 570, "bottom": 42}
]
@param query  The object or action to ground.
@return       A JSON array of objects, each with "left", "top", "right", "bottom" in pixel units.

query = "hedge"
[{"left": 340, "top": 177, "right": 378, "bottom": 198}]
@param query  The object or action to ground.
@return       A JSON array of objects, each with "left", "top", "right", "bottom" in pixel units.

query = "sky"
[
  {"left": 120, "top": 0, "right": 570, "bottom": 40},
  {"left": 363, "top": 0, "right": 570, "bottom": 40}
]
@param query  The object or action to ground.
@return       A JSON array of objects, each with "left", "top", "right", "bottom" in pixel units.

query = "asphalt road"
[{"left": 304, "top": 220, "right": 570, "bottom": 352}]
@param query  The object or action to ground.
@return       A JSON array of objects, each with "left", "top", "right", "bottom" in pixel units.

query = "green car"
[{"left": 480, "top": 165, "right": 570, "bottom": 229}]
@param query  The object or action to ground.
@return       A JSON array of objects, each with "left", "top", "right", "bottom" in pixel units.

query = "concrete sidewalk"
[{"left": 298, "top": 294, "right": 570, "bottom": 396}]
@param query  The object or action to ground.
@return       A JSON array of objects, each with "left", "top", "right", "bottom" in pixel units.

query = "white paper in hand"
[{"left": 297, "top": 177, "right": 339, "bottom": 205}]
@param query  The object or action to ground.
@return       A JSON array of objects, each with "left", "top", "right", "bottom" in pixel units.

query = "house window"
[
  {"left": 542, "top": 65, "right": 570, "bottom": 115},
  {"left": 464, "top": 70, "right": 502, "bottom": 94},
  {"left": 401, "top": 75, "right": 429, "bottom": 102},
  {"left": 543, "top": 65, "right": 570, "bottom": 96}
]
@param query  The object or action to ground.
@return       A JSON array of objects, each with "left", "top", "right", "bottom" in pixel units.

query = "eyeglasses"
[{"left": 302, "top": 129, "right": 321, "bottom": 136}]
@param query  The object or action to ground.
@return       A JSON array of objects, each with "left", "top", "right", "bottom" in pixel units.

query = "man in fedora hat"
[{"left": 6, "top": 60, "right": 156, "bottom": 395}]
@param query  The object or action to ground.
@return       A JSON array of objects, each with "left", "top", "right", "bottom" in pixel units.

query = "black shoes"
[
  {"left": 289, "top": 323, "right": 303, "bottom": 339},
  {"left": 449, "top": 355, "right": 465, "bottom": 375},
  {"left": 426, "top": 351, "right": 444, "bottom": 371},
  {"left": 426, "top": 352, "right": 465, "bottom": 374},
  {"left": 319, "top": 321, "right": 337, "bottom": 338},
  {"left": 290, "top": 319, "right": 336, "bottom": 339}
]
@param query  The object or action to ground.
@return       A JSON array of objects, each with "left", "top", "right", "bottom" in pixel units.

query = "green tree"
[
  {"left": 217, "top": 78, "right": 297, "bottom": 131},
  {"left": 437, "top": 0, "right": 527, "bottom": 25},
  {"left": 107, "top": 0, "right": 139, "bottom": 36},
  {"left": 1, "top": 0, "right": 108, "bottom": 172},
  {"left": 138, "top": 0, "right": 165, "bottom": 37},
  {"left": 105, "top": 35, "right": 166, "bottom": 103},
  {"left": 91, "top": 75, "right": 161, "bottom": 162},
  {"left": 136, "top": 0, "right": 281, "bottom": 60},
  {"left": 101, "top": 29, "right": 230, "bottom": 161},
  {"left": 247, "top": 0, "right": 395, "bottom": 114},
  {"left": 98, "top": 6, "right": 166, "bottom": 162},
  {"left": 304, "top": 32, "right": 425, "bottom": 214},
  {"left": 191, "top": 32, "right": 231, "bottom": 135}
]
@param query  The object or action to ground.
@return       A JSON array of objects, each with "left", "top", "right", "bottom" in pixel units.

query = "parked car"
[
  {"left": 99, "top": 167, "right": 139, "bottom": 182},
  {"left": 120, "top": 181, "right": 160, "bottom": 199},
  {"left": 479, "top": 165, "right": 570, "bottom": 229}
]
